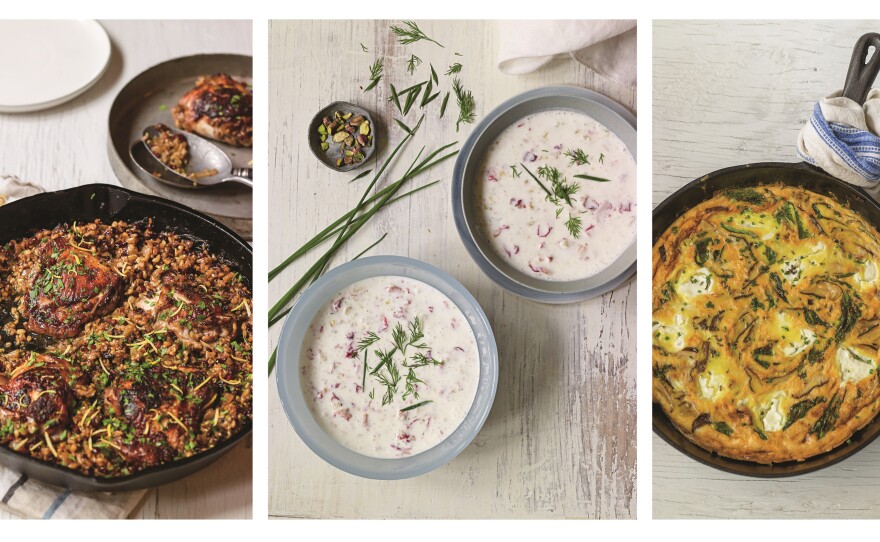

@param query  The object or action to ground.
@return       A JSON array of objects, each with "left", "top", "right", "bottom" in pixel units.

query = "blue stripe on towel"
[
  {"left": 42, "top": 488, "right": 72, "bottom": 519},
  {"left": 805, "top": 103, "right": 880, "bottom": 181},
  {"left": 2, "top": 474, "right": 28, "bottom": 504}
]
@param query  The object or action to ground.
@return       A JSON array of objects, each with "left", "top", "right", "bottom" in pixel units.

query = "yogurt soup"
[
  {"left": 475, "top": 109, "right": 636, "bottom": 281},
  {"left": 300, "top": 276, "right": 479, "bottom": 458}
]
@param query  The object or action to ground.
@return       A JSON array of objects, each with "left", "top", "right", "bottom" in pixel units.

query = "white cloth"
[
  {"left": 497, "top": 20, "right": 637, "bottom": 87},
  {"left": 0, "top": 175, "right": 44, "bottom": 206},
  {"left": 0, "top": 175, "right": 146, "bottom": 519},
  {"left": 797, "top": 89, "right": 880, "bottom": 188},
  {"left": 0, "top": 469, "right": 146, "bottom": 519}
]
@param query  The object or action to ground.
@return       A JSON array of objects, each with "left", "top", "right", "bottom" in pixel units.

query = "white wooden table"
[
  {"left": 0, "top": 19, "right": 252, "bottom": 520},
  {"left": 269, "top": 20, "right": 637, "bottom": 519},
  {"left": 653, "top": 19, "right": 880, "bottom": 520}
]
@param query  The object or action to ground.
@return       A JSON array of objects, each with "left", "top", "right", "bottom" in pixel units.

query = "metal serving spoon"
[{"left": 130, "top": 125, "right": 253, "bottom": 190}]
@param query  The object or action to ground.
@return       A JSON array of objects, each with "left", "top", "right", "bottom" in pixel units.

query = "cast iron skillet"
[
  {"left": 0, "top": 184, "right": 252, "bottom": 491},
  {"left": 653, "top": 33, "right": 880, "bottom": 477}
]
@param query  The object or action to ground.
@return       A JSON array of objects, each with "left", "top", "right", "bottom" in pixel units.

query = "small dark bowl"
[{"left": 307, "top": 101, "right": 377, "bottom": 172}]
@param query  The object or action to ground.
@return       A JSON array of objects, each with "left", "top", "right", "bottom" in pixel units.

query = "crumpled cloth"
[
  {"left": 497, "top": 20, "right": 636, "bottom": 87},
  {"left": 0, "top": 469, "right": 146, "bottom": 519},
  {"left": 0, "top": 175, "right": 44, "bottom": 206},
  {"left": 798, "top": 89, "right": 880, "bottom": 188},
  {"left": 0, "top": 175, "right": 146, "bottom": 519}
]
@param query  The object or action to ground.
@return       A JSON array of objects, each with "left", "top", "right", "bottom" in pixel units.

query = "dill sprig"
[
  {"left": 446, "top": 63, "right": 462, "bottom": 75},
  {"left": 374, "top": 352, "right": 401, "bottom": 406},
  {"left": 358, "top": 316, "right": 442, "bottom": 406},
  {"left": 405, "top": 352, "right": 443, "bottom": 369},
  {"left": 406, "top": 54, "right": 422, "bottom": 74},
  {"left": 390, "top": 20, "right": 444, "bottom": 48},
  {"left": 360, "top": 43, "right": 368, "bottom": 52},
  {"left": 363, "top": 58, "right": 383, "bottom": 92},
  {"left": 537, "top": 165, "right": 579, "bottom": 207},
  {"left": 402, "top": 369, "right": 424, "bottom": 401},
  {"left": 452, "top": 78, "right": 476, "bottom": 132},
  {"left": 357, "top": 331, "right": 381, "bottom": 352},
  {"left": 565, "top": 214, "right": 583, "bottom": 237},
  {"left": 564, "top": 148, "right": 590, "bottom": 166},
  {"left": 520, "top": 163, "right": 584, "bottom": 238}
]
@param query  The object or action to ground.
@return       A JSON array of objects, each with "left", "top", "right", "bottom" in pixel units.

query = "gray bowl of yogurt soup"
[
  {"left": 276, "top": 256, "right": 498, "bottom": 479},
  {"left": 453, "top": 85, "right": 637, "bottom": 303}
]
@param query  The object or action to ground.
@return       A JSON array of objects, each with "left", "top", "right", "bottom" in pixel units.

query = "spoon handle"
[
  {"left": 231, "top": 167, "right": 253, "bottom": 179},
  {"left": 225, "top": 176, "right": 253, "bottom": 188}
]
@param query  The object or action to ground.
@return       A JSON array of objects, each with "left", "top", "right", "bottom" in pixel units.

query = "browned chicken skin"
[
  {"left": 25, "top": 238, "right": 123, "bottom": 338},
  {"left": 173, "top": 73, "right": 252, "bottom": 148},
  {"left": 102, "top": 366, "right": 218, "bottom": 468},
  {"left": 0, "top": 353, "right": 75, "bottom": 431},
  {"left": 138, "top": 272, "right": 233, "bottom": 348}
]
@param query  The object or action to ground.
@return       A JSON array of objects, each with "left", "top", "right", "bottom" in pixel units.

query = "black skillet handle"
[{"left": 842, "top": 32, "right": 880, "bottom": 104}]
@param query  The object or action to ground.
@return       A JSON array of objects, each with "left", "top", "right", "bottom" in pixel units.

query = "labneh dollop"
[
  {"left": 300, "top": 276, "right": 479, "bottom": 458},
  {"left": 474, "top": 109, "right": 636, "bottom": 281}
]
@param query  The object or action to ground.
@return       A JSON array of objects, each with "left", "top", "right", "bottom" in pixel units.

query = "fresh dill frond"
[
  {"left": 407, "top": 316, "right": 425, "bottom": 347},
  {"left": 406, "top": 352, "right": 443, "bottom": 368},
  {"left": 360, "top": 43, "right": 369, "bottom": 52},
  {"left": 375, "top": 356, "right": 401, "bottom": 406},
  {"left": 402, "top": 368, "right": 424, "bottom": 401},
  {"left": 363, "top": 58, "right": 383, "bottom": 92},
  {"left": 565, "top": 214, "right": 583, "bottom": 237},
  {"left": 537, "top": 165, "right": 578, "bottom": 207},
  {"left": 406, "top": 54, "right": 422, "bottom": 74},
  {"left": 564, "top": 148, "right": 590, "bottom": 166},
  {"left": 357, "top": 331, "right": 381, "bottom": 352},
  {"left": 355, "top": 315, "right": 445, "bottom": 407},
  {"left": 452, "top": 78, "right": 476, "bottom": 132},
  {"left": 390, "top": 20, "right": 444, "bottom": 48},
  {"left": 392, "top": 322, "right": 408, "bottom": 354},
  {"left": 446, "top": 63, "right": 462, "bottom": 75},
  {"left": 510, "top": 165, "right": 521, "bottom": 178}
]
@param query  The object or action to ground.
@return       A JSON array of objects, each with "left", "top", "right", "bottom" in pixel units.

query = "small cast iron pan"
[
  {"left": 652, "top": 33, "right": 880, "bottom": 477},
  {"left": 0, "top": 184, "right": 252, "bottom": 491}
]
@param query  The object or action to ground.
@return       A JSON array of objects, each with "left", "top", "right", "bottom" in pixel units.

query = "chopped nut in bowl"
[{"left": 308, "top": 101, "right": 377, "bottom": 172}]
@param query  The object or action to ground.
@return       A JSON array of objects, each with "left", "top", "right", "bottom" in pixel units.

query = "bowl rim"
[
  {"left": 275, "top": 255, "right": 498, "bottom": 479},
  {"left": 451, "top": 85, "right": 637, "bottom": 304}
]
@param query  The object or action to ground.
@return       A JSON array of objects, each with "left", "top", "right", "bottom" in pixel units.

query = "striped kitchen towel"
[
  {"left": 0, "top": 467, "right": 146, "bottom": 519},
  {"left": 797, "top": 89, "right": 880, "bottom": 187}
]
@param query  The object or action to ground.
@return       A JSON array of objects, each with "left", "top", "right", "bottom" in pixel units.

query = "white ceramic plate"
[{"left": 0, "top": 20, "right": 111, "bottom": 113}]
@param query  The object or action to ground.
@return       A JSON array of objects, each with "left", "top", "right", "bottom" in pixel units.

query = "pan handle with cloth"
[{"left": 798, "top": 32, "right": 880, "bottom": 191}]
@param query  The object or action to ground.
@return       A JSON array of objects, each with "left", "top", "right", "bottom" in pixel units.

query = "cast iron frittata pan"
[
  {"left": 0, "top": 184, "right": 252, "bottom": 491},
  {"left": 653, "top": 33, "right": 880, "bottom": 477}
]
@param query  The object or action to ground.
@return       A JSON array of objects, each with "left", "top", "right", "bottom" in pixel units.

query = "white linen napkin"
[
  {"left": 0, "top": 175, "right": 44, "bottom": 205},
  {"left": 0, "top": 469, "right": 146, "bottom": 519},
  {"left": 797, "top": 89, "right": 880, "bottom": 189},
  {"left": 0, "top": 174, "right": 147, "bottom": 519},
  {"left": 497, "top": 20, "right": 637, "bottom": 87}
]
